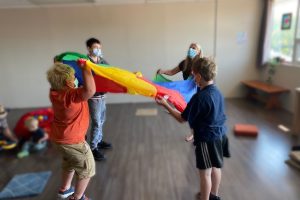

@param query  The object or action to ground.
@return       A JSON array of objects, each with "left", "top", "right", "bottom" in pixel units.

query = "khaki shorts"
[{"left": 54, "top": 141, "right": 95, "bottom": 179}]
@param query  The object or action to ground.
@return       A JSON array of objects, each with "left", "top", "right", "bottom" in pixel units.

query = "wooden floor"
[{"left": 1, "top": 98, "right": 300, "bottom": 200}]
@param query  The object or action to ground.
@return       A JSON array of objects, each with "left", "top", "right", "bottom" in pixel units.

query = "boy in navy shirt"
[{"left": 156, "top": 57, "right": 226, "bottom": 200}]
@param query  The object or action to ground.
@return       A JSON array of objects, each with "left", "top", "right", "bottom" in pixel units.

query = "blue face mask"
[
  {"left": 187, "top": 48, "right": 197, "bottom": 59},
  {"left": 74, "top": 78, "right": 79, "bottom": 88},
  {"left": 92, "top": 48, "right": 102, "bottom": 57}
]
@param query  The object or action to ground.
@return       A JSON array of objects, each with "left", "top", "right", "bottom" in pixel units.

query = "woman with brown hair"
[{"left": 157, "top": 42, "right": 203, "bottom": 80}]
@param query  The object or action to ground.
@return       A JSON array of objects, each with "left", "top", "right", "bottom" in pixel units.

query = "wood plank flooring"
[{"left": 0, "top": 98, "right": 300, "bottom": 200}]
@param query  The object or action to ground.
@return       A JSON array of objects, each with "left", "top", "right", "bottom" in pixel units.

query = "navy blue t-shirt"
[
  {"left": 181, "top": 84, "right": 226, "bottom": 144},
  {"left": 31, "top": 128, "right": 45, "bottom": 143}
]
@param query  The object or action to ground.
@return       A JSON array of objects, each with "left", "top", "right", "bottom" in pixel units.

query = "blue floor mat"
[{"left": 0, "top": 171, "right": 51, "bottom": 199}]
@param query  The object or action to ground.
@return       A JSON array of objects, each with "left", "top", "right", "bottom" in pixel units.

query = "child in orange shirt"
[{"left": 47, "top": 60, "right": 95, "bottom": 200}]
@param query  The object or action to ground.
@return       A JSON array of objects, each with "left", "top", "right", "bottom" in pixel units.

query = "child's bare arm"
[
  {"left": 156, "top": 96, "right": 185, "bottom": 123},
  {"left": 77, "top": 59, "right": 96, "bottom": 100},
  {"left": 38, "top": 132, "right": 49, "bottom": 143},
  {"left": 3, "top": 127, "right": 18, "bottom": 142}
]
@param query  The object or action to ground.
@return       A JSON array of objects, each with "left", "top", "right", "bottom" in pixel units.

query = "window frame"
[
  {"left": 292, "top": 2, "right": 300, "bottom": 65},
  {"left": 270, "top": 0, "right": 300, "bottom": 66}
]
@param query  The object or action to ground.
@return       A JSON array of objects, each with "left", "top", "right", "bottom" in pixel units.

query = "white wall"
[
  {"left": 0, "top": 0, "right": 262, "bottom": 108},
  {"left": 216, "top": 0, "right": 262, "bottom": 97}
]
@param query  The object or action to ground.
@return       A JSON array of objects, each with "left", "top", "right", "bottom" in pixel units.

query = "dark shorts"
[
  {"left": 195, "top": 137, "right": 224, "bottom": 170},
  {"left": 222, "top": 134, "right": 231, "bottom": 158}
]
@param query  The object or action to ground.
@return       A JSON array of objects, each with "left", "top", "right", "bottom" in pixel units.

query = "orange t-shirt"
[{"left": 49, "top": 88, "right": 89, "bottom": 144}]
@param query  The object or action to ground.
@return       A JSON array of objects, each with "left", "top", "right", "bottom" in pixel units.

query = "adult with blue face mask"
[
  {"left": 157, "top": 43, "right": 203, "bottom": 80},
  {"left": 157, "top": 43, "right": 202, "bottom": 142},
  {"left": 86, "top": 37, "right": 112, "bottom": 162}
]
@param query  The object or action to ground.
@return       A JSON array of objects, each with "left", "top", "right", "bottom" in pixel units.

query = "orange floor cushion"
[{"left": 234, "top": 124, "right": 258, "bottom": 137}]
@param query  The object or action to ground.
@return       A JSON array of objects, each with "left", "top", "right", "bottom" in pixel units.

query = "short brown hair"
[
  {"left": 47, "top": 63, "right": 75, "bottom": 90},
  {"left": 86, "top": 38, "right": 101, "bottom": 48},
  {"left": 192, "top": 57, "right": 217, "bottom": 81}
]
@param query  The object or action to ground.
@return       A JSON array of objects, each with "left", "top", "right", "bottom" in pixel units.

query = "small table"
[{"left": 241, "top": 80, "right": 290, "bottom": 109}]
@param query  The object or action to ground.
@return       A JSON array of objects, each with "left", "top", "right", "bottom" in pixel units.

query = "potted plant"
[{"left": 265, "top": 56, "right": 284, "bottom": 84}]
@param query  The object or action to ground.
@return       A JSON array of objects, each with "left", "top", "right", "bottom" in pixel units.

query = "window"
[
  {"left": 294, "top": 2, "right": 300, "bottom": 63},
  {"left": 269, "top": 0, "right": 299, "bottom": 64}
]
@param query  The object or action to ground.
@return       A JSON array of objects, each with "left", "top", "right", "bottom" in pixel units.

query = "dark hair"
[
  {"left": 192, "top": 57, "right": 216, "bottom": 81},
  {"left": 86, "top": 38, "right": 101, "bottom": 48}
]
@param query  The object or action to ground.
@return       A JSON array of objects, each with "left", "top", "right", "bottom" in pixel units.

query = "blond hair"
[
  {"left": 192, "top": 57, "right": 217, "bottom": 81},
  {"left": 190, "top": 43, "right": 202, "bottom": 57},
  {"left": 24, "top": 117, "right": 39, "bottom": 131},
  {"left": 47, "top": 63, "right": 75, "bottom": 90},
  {"left": 182, "top": 42, "right": 203, "bottom": 75}
]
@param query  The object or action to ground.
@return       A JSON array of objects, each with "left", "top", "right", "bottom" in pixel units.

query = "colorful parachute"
[
  {"left": 56, "top": 52, "right": 193, "bottom": 112},
  {"left": 153, "top": 74, "right": 197, "bottom": 103}
]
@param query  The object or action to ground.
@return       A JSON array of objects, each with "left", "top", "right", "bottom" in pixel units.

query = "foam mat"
[{"left": 0, "top": 171, "right": 51, "bottom": 199}]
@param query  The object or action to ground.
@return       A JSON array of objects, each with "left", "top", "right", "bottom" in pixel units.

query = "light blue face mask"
[
  {"left": 74, "top": 78, "right": 79, "bottom": 88},
  {"left": 92, "top": 48, "right": 103, "bottom": 57},
  {"left": 187, "top": 48, "right": 197, "bottom": 59}
]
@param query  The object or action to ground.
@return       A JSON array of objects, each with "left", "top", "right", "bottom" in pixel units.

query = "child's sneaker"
[
  {"left": 196, "top": 192, "right": 222, "bottom": 200},
  {"left": 68, "top": 194, "right": 91, "bottom": 200},
  {"left": 57, "top": 187, "right": 75, "bottom": 199},
  {"left": 17, "top": 150, "right": 29, "bottom": 158},
  {"left": 209, "top": 193, "right": 222, "bottom": 200}
]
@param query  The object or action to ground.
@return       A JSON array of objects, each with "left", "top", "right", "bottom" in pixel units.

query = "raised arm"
[{"left": 77, "top": 59, "right": 96, "bottom": 100}]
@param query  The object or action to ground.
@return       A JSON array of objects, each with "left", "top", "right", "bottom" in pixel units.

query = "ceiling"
[{"left": 0, "top": 0, "right": 205, "bottom": 8}]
